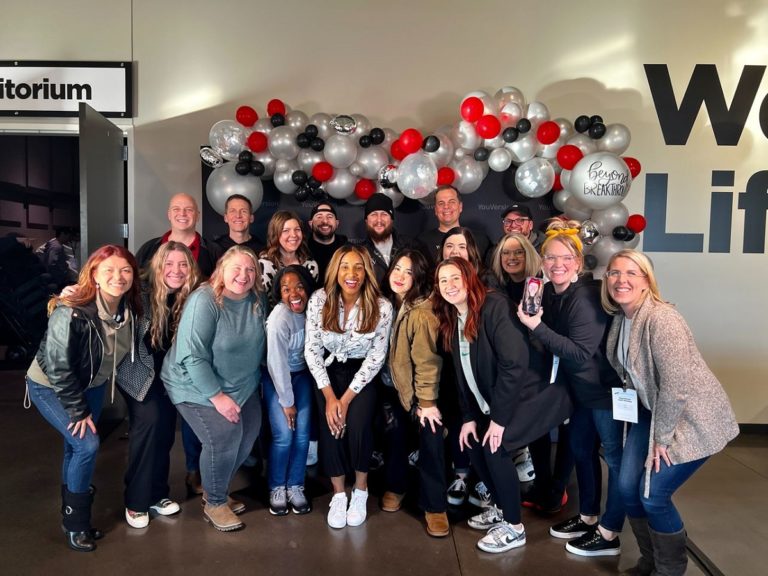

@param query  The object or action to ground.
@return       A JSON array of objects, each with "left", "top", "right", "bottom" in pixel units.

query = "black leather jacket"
[{"left": 35, "top": 301, "right": 105, "bottom": 422}]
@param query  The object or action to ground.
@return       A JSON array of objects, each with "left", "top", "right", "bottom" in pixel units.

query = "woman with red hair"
[{"left": 25, "top": 245, "right": 142, "bottom": 552}]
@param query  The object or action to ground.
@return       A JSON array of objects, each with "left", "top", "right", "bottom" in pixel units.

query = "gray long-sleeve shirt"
[{"left": 266, "top": 302, "right": 307, "bottom": 407}]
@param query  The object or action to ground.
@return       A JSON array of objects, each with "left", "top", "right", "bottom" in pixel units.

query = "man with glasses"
[{"left": 501, "top": 204, "right": 544, "bottom": 250}]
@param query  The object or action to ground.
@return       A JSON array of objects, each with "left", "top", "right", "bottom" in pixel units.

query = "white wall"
[{"left": 2, "top": 0, "right": 766, "bottom": 422}]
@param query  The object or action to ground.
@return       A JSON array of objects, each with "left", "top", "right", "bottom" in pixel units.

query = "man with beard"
[
  {"left": 307, "top": 202, "right": 347, "bottom": 283},
  {"left": 212, "top": 194, "right": 263, "bottom": 257},
  {"left": 501, "top": 204, "right": 545, "bottom": 250}
]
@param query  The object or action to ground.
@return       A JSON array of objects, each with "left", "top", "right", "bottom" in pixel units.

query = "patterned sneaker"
[
  {"left": 447, "top": 476, "right": 468, "bottom": 506},
  {"left": 550, "top": 515, "right": 596, "bottom": 539},
  {"left": 149, "top": 498, "right": 180, "bottom": 516},
  {"left": 125, "top": 508, "right": 149, "bottom": 529},
  {"left": 566, "top": 529, "right": 621, "bottom": 556},
  {"left": 346, "top": 488, "right": 368, "bottom": 527},
  {"left": 467, "top": 504, "right": 504, "bottom": 530},
  {"left": 327, "top": 493, "right": 348, "bottom": 529},
  {"left": 513, "top": 447, "right": 536, "bottom": 482},
  {"left": 269, "top": 487, "right": 289, "bottom": 516},
  {"left": 477, "top": 522, "right": 526, "bottom": 553},
  {"left": 287, "top": 485, "right": 311, "bottom": 515},
  {"left": 468, "top": 481, "right": 493, "bottom": 508}
]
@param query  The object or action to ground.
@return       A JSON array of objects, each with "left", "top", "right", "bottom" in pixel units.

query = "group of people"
[{"left": 26, "top": 185, "right": 739, "bottom": 576}]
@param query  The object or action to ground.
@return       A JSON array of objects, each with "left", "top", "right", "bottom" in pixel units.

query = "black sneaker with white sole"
[
  {"left": 447, "top": 477, "right": 468, "bottom": 506},
  {"left": 468, "top": 481, "right": 493, "bottom": 508},
  {"left": 565, "top": 529, "right": 621, "bottom": 556},
  {"left": 549, "top": 515, "right": 596, "bottom": 539}
]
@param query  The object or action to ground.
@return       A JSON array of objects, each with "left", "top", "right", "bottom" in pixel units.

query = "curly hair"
[
  {"left": 432, "top": 257, "right": 487, "bottom": 350},
  {"left": 322, "top": 244, "right": 381, "bottom": 334}
]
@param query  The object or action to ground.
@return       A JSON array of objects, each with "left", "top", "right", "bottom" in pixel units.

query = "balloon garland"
[{"left": 202, "top": 89, "right": 646, "bottom": 268}]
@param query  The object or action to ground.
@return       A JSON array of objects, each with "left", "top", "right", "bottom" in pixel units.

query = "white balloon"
[
  {"left": 590, "top": 236, "right": 624, "bottom": 267},
  {"left": 209, "top": 120, "right": 247, "bottom": 161},
  {"left": 297, "top": 149, "right": 324, "bottom": 172},
  {"left": 351, "top": 114, "right": 372, "bottom": 135},
  {"left": 560, "top": 169, "right": 572, "bottom": 189},
  {"left": 488, "top": 148, "right": 513, "bottom": 172},
  {"left": 495, "top": 86, "right": 526, "bottom": 111},
  {"left": 268, "top": 126, "right": 299, "bottom": 160},
  {"left": 505, "top": 133, "right": 539, "bottom": 164},
  {"left": 554, "top": 117, "right": 575, "bottom": 140},
  {"left": 525, "top": 101, "right": 550, "bottom": 126},
  {"left": 450, "top": 156, "right": 484, "bottom": 194},
  {"left": 451, "top": 121, "right": 481, "bottom": 152},
  {"left": 356, "top": 145, "right": 389, "bottom": 179},
  {"left": 349, "top": 162, "right": 363, "bottom": 177},
  {"left": 396, "top": 152, "right": 438, "bottom": 199},
  {"left": 567, "top": 133, "right": 598, "bottom": 156},
  {"left": 538, "top": 135, "right": 567, "bottom": 160},
  {"left": 324, "top": 134, "right": 358, "bottom": 168},
  {"left": 515, "top": 157, "right": 555, "bottom": 198},
  {"left": 275, "top": 158, "right": 293, "bottom": 173},
  {"left": 285, "top": 110, "right": 309, "bottom": 132},
  {"left": 252, "top": 117, "right": 273, "bottom": 136},
  {"left": 484, "top": 134, "right": 505, "bottom": 149},
  {"left": 563, "top": 195, "right": 593, "bottom": 221},
  {"left": 274, "top": 169, "right": 298, "bottom": 195},
  {"left": 591, "top": 203, "right": 630, "bottom": 236},
  {"left": 567, "top": 152, "right": 632, "bottom": 210},
  {"left": 325, "top": 168, "right": 356, "bottom": 199},
  {"left": 553, "top": 188, "right": 571, "bottom": 212},
  {"left": 309, "top": 113, "right": 333, "bottom": 139},
  {"left": 206, "top": 162, "right": 264, "bottom": 214},
  {"left": 597, "top": 123, "right": 632, "bottom": 155}
]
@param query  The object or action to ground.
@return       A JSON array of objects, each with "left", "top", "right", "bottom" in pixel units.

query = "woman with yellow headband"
[{"left": 517, "top": 219, "right": 626, "bottom": 558}]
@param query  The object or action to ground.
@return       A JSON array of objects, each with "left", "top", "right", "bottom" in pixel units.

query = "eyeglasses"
[
  {"left": 502, "top": 249, "right": 526, "bottom": 257},
  {"left": 605, "top": 270, "right": 647, "bottom": 279},
  {"left": 502, "top": 218, "right": 530, "bottom": 227},
  {"left": 542, "top": 255, "right": 575, "bottom": 264}
]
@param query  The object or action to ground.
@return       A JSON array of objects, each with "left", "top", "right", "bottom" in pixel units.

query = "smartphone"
[{"left": 523, "top": 277, "right": 543, "bottom": 315}]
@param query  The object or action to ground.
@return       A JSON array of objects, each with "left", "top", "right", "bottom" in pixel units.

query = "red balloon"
[
  {"left": 460, "top": 97, "right": 484, "bottom": 123},
  {"left": 354, "top": 179, "right": 376, "bottom": 200},
  {"left": 626, "top": 214, "right": 647, "bottom": 233},
  {"left": 476, "top": 115, "right": 501, "bottom": 139},
  {"left": 267, "top": 99, "right": 286, "bottom": 116},
  {"left": 623, "top": 157, "right": 642, "bottom": 178},
  {"left": 235, "top": 105, "right": 258, "bottom": 127},
  {"left": 556, "top": 145, "right": 584, "bottom": 170},
  {"left": 247, "top": 131, "right": 268, "bottom": 153},
  {"left": 537, "top": 121, "right": 560, "bottom": 145},
  {"left": 436, "top": 166, "right": 455, "bottom": 186},
  {"left": 391, "top": 140, "right": 407, "bottom": 161},
  {"left": 552, "top": 173, "right": 563, "bottom": 191},
  {"left": 312, "top": 161, "right": 334, "bottom": 182},
  {"left": 399, "top": 128, "right": 423, "bottom": 155}
]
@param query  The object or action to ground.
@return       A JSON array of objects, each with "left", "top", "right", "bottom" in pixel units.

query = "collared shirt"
[{"left": 457, "top": 312, "right": 490, "bottom": 415}]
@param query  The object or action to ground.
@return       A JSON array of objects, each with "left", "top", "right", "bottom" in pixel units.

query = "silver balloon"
[
  {"left": 590, "top": 203, "right": 630, "bottom": 236},
  {"left": 487, "top": 148, "right": 513, "bottom": 172},
  {"left": 554, "top": 117, "right": 575, "bottom": 140},
  {"left": 330, "top": 115, "right": 357, "bottom": 135},
  {"left": 553, "top": 188, "right": 571, "bottom": 212},
  {"left": 479, "top": 160, "right": 490, "bottom": 179},
  {"left": 309, "top": 113, "right": 333, "bottom": 139},
  {"left": 590, "top": 236, "right": 624, "bottom": 267},
  {"left": 417, "top": 190, "right": 436, "bottom": 206},
  {"left": 396, "top": 152, "right": 438, "bottom": 199},
  {"left": 463, "top": 90, "right": 496, "bottom": 116},
  {"left": 505, "top": 133, "right": 539, "bottom": 164},
  {"left": 567, "top": 152, "right": 632, "bottom": 210},
  {"left": 349, "top": 162, "right": 363, "bottom": 177},
  {"left": 325, "top": 168, "right": 356, "bottom": 199},
  {"left": 515, "top": 157, "right": 555, "bottom": 198},
  {"left": 275, "top": 158, "right": 294, "bottom": 173},
  {"left": 346, "top": 195, "right": 367, "bottom": 206},
  {"left": 252, "top": 117, "right": 273, "bottom": 136},
  {"left": 525, "top": 101, "right": 550, "bottom": 126},
  {"left": 563, "top": 194, "right": 593, "bottom": 221},
  {"left": 383, "top": 128, "right": 399, "bottom": 152},
  {"left": 375, "top": 186, "right": 405, "bottom": 209},
  {"left": 324, "top": 134, "right": 357, "bottom": 168},
  {"left": 297, "top": 148, "right": 324, "bottom": 172},
  {"left": 274, "top": 169, "right": 298, "bottom": 195},
  {"left": 597, "top": 123, "right": 632, "bottom": 155},
  {"left": 356, "top": 145, "right": 389, "bottom": 179},
  {"left": 252, "top": 150, "right": 276, "bottom": 179},
  {"left": 351, "top": 114, "right": 371, "bottom": 135},
  {"left": 205, "top": 162, "right": 264, "bottom": 215},
  {"left": 379, "top": 164, "right": 398, "bottom": 187},
  {"left": 494, "top": 86, "right": 526, "bottom": 112},
  {"left": 484, "top": 134, "right": 505, "bottom": 149},
  {"left": 579, "top": 220, "right": 600, "bottom": 246},
  {"left": 451, "top": 120, "right": 481, "bottom": 152},
  {"left": 538, "top": 136, "right": 566, "bottom": 160},
  {"left": 285, "top": 110, "right": 309, "bottom": 132},
  {"left": 426, "top": 132, "right": 454, "bottom": 168},
  {"left": 200, "top": 146, "right": 223, "bottom": 168},
  {"left": 268, "top": 126, "right": 299, "bottom": 160},
  {"left": 450, "top": 156, "right": 484, "bottom": 194},
  {"left": 209, "top": 120, "right": 247, "bottom": 161},
  {"left": 454, "top": 148, "right": 466, "bottom": 160},
  {"left": 499, "top": 102, "right": 523, "bottom": 128},
  {"left": 624, "top": 233, "right": 642, "bottom": 249},
  {"left": 560, "top": 169, "right": 571, "bottom": 189},
  {"left": 567, "top": 133, "right": 598, "bottom": 156}
]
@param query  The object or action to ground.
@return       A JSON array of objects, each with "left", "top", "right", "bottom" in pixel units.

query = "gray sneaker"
[
  {"left": 477, "top": 522, "right": 526, "bottom": 553},
  {"left": 269, "top": 487, "right": 288, "bottom": 516},
  {"left": 287, "top": 485, "right": 311, "bottom": 515},
  {"left": 467, "top": 504, "right": 504, "bottom": 530}
]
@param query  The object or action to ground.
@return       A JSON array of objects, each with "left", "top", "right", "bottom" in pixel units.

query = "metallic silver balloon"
[
  {"left": 590, "top": 203, "right": 630, "bottom": 236},
  {"left": 286, "top": 110, "right": 309, "bottom": 132},
  {"left": 567, "top": 133, "right": 598, "bottom": 156},
  {"left": 297, "top": 148, "right": 324, "bottom": 172},
  {"left": 514, "top": 157, "right": 555, "bottom": 198},
  {"left": 325, "top": 168, "right": 356, "bottom": 199},
  {"left": 274, "top": 168, "right": 299, "bottom": 195},
  {"left": 499, "top": 102, "right": 523, "bottom": 128},
  {"left": 538, "top": 136, "right": 566, "bottom": 160},
  {"left": 487, "top": 148, "right": 513, "bottom": 172},
  {"left": 324, "top": 134, "right": 357, "bottom": 168},
  {"left": 205, "top": 162, "right": 264, "bottom": 215},
  {"left": 349, "top": 162, "right": 364, "bottom": 177},
  {"left": 567, "top": 152, "right": 631, "bottom": 210},
  {"left": 505, "top": 133, "right": 538, "bottom": 164},
  {"left": 268, "top": 126, "right": 299, "bottom": 160},
  {"left": 252, "top": 150, "right": 276, "bottom": 179},
  {"left": 495, "top": 86, "right": 526, "bottom": 111},
  {"left": 579, "top": 220, "right": 600, "bottom": 246},
  {"left": 309, "top": 113, "right": 333, "bottom": 139},
  {"left": 624, "top": 233, "right": 641, "bottom": 249},
  {"left": 356, "top": 145, "right": 389, "bottom": 179},
  {"left": 552, "top": 188, "right": 571, "bottom": 212},
  {"left": 450, "top": 156, "right": 484, "bottom": 194},
  {"left": 379, "top": 164, "right": 398, "bottom": 187},
  {"left": 426, "top": 131, "right": 454, "bottom": 168},
  {"left": 396, "top": 152, "right": 438, "bottom": 199},
  {"left": 525, "top": 101, "right": 550, "bottom": 126},
  {"left": 451, "top": 120, "right": 481, "bottom": 152},
  {"left": 383, "top": 128, "right": 399, "bottom": 153},
  {"left": 275, "top": 158, "right": 293, "bottom": 173},
  {"left": 200, "top": 146, "right": 223, "bottom": 168},
  {"left": 330, "top": 115, "right": 357, "bottom": 135},
  {"left": 597, "top": 123, "right": 632, "bottom": 155},
  {"left": 554, "top": 117, "right": 575, "bottom": 140},
  {"left": 376, "top": 187, "right": 405, "bottom": 209},
  {"left": 209, "top": 120, "right": 247, "bottom": 161},
  {"left": 484, "top": 134, "right": 505, "bottom": 149},
  {"left": 346, "top": 195, "right": 367, "bottom": 206},
  {"left": 590, "top": 236, "right": 624, "bottom": 267},
  {"left": 463, "top": 90, "right": 496, "bottom": 116},
  {"left": 351, "top": 114, "right": 371, "bottom": 135},
  {"left": 560, "top": 169, "right": 571, "bottom": 189},
  {"left": 252, "top": 117, "right": 273, "bottom": 136},
  {"left": 563, "top": 194, "right": 593, "bottom": 221}
]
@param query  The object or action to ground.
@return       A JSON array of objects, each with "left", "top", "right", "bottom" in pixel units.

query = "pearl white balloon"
[
  {"left": 285, "top": 110, "right": 309, "bottom": 132},
  {"left": 484, "top": 134, "right": 505, "bottom": 149},
  {"left": 567, "top": 133, "right": 598, "bottom": 156},
  {"left": 275, "top": 158, "right": 293, "bottom": 173},
  {"left": 525, "top": 101, "right": 550, "bottom": 126},
  {"left": 351, "top": 114, "right": 372, "bottom": 135},
  {"left": 515, "top": 157, "right": 555, "bottom": 198},
  {"left": 325, "top": 168, "right": 356, "bottom": 199},
  {"left": 309, "top": 113, "right": 333, "bottom": 139},
  {"left": 396, "top": 152, "right": 438, "bottom": 199},
  {"left": 349, "top": 162, "right": 363, "bottom": 177},
  {"left": 268, "top": 126, "right": 299, "bottom": 160},
  {"left": 450, "top": 156, "right": 484, "bottom": 194},
  {"left": 206, "top": 161, "right": 264, "bottom": 214},
  {"left": 495, "top": 86, "right": 526, "bottom": 111},
  {"left": 297, "top": 149, "right": 324, "bottom": 172},
  {"left": 356, "top": 145, "right": 389, "bottom": 179},
  {"left": 209, "top": 120, "right": 247, "bottom": 161},
  {"left": 505, "top": 133, "right": 538, "bottom": 163},
  {"left": 324, "top": 134, "right": 358, "bottom": 168},
  {"left": 563, "top": 195, "right": 593, "bottom": 221},
  {"left": 567, "top": 152, "right": 632, "bottom": 210},
  {"left": 591, "top": 203, "right": 630, "bottom": 236},
  {"left": 451, "top": 120, "right": 481, "bottom": 152},
  {"left": 487, "top": 148, "right": 513, "bottom": 172},
  {"left": 499, "top": 102, "right": 523, "bottom": 128},
  {"left": 252, "top": 150, "right": 276, "bottom": 179},
  {"left": 597, "top": 123, "right": 632, "bottom": 155}
]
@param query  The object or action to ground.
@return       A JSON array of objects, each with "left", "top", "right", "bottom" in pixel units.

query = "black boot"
[
  {"left": 621, "top": 517, "right": 654, "bottom": 576},
  {"left": 649, "top": 527, "right": 688, "bottom": 576},
  {"left": 62, "top": 489, "right": 99, "bottom": 552}
]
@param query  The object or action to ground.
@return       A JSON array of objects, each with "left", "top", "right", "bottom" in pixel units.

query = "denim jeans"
[
  {"left": 181, "top": 419, "right": 202, "bottom": 472},
  {"left": 27, "top": 377, "right": 105, "bottom": 493},
  {"left": 263, "top": 369, "right": 312, "bottom": 489},
  {"left": 618, "top": 406, "right": 707, "bottom": 533},
  {"left": 176, "top": 392, "right": 261, "bottom": 506},
  {"left": 569, "top": 404, "right": 626, "bottom": 533}
]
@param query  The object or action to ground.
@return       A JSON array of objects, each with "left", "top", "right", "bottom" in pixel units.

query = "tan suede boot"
[
  {"left": 425, "top": 512, "right": 450, "bottom": 537},
  {"left": 203, "top": 503, "right": 244, "bottom": 532}
]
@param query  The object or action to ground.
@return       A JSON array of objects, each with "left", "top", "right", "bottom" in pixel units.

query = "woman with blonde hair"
[
  {"left": 162, "top": 245, "right": 267, "bottom": 532},
  {"left": 304, "top": 244, "right": 393, "bottom": 529},
  {"left": 602, "top": 249, "right": 738, "bottom": 576},
  {"left": 489, "top": 232, "right": 541, "bottom": 302}
]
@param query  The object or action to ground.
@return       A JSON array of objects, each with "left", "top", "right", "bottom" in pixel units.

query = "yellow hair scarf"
[{"left": 545, "top": 227, "right": 583, "bottom": 252}]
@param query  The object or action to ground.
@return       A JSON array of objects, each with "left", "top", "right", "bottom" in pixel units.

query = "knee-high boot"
[
  {"left": 62, "top": 489, "right": 98, "bottom": 552},
  {"left": 649, "top": 527, "right": 688, "bottom": 576},
  {"left": 620, "top": 516, "right": 655, "bottom": 575}
]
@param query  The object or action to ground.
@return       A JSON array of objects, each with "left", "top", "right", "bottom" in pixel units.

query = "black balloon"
[
  {"left": 575, "top": 115, "right": 592, "bottom": 133},
  {"left": 311, "top": 187, "right": 327, "bottom": 200},
  {"left": 235, "top": 161, "right": 251, "bottom": 175},
  {"left": 589, "top": 122, "right": 607, "bottom": 139},
  {"left": 307, "top": 176, "right": 321, "bottom": 189},
  {"left": 304, "top": 124, "right": 318, "bottom": 138},
  {"left": 294, "top": 186, "right": 309, "bottom": 202},
  {"left": 516, "top": 118, "right": 532, "bottom": 134},
  {"left": 590, "top": 115, "right": 604, "bottom": 125},
  {"left": 359, "top": 135, "right": 372, "bottom": 148},
  {"left": 583, "top": 254, "right": 598, "bottom": 270},
  {"left": 422, "top": 135, "right": 440, "bottom": 152},
  {"left": 310, "top": 137, "right": 325, "bottom": 151},
  {"left": 238, "top": 150, "right": 254, "bottom": 162},
  {"left": 502, "top": 127, "right": 519, "bottom": 143},
  {"left": 296, "top": 133, "right": 311, "bottom": 148},
  {"left": 612, "top": 225, "right": 631, "bottom": 241},
  {"left": 474, "top": 147, "right": 490, "bottom": 162},
  {"left": 292, "top": 170, "right": 308, "bottom": 186},
  {"left": 250, "top": 161, "right": 265, "bottom": 177},
  {"left": 369, "top": 128, "right": 385, "bottom": 145},
  {"left": 271, "top": 113, "right": 285, "bottom": 127}
]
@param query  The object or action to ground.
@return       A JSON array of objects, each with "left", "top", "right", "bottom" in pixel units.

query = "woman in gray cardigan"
[{"left": 602, "top": 249, "right": 739, "bottom": 576}]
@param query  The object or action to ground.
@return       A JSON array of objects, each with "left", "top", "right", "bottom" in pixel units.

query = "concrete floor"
[{"left": 1, "top": 369, "right": 765, "bottom": 576}]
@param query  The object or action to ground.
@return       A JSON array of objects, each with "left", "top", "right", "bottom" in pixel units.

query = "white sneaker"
[
  {"left": 306, "top": 441, "right": 318, "bottom": 466},
  {"left": 477, "top": 522, "right": 526, "bottom": 553},
  {"left": 149, "top": 498, "right": 181, "bottom": 516},
  {"left": 514, "top": 447, "right": 535, "bottom": 482},
  {"left": 346, "top": 488, "right": 368, "bottom": 527},
  {"left": 327, "top": 492, "right": 348, "bottom": 529},
  {"left": 125, "top": 508, "right": 149, "bottom": 529},
  {"left": 468, "top": 481, "right": 493, "bottom": 508},
  {"left": 467, "top": 504, "right": 504, "bottom": 530}
]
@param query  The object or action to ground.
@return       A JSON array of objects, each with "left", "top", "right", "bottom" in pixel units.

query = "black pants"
[
  {"left": 416, "top": 415, "right": 447, "bottom": 513},
  {"left": 314, "top": 358, "right": 377, "bottom": 478},
  {"left": 528, "top": 422, "right": 574, "bottom": 503},
  {"left": 466, "top": 418, "right": 521, "bottom": 524},
  {"left": 381, "top": 384, "right": 410, "bottom": 495},
  {"left": 120, "top": 378, "right": 177, "bottom": 512}
]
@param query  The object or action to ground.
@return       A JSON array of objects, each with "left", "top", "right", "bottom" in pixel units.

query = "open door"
[{"left": 79, "top": 103, "right": 126, "bottom": 262}]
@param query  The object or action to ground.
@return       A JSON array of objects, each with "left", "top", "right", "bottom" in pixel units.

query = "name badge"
[
  {"left": 550, "top": 355, "right": 560, "bottom": 384},
  {"left": 612, "top": 387, "right": 638, "bottom": 423}
]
